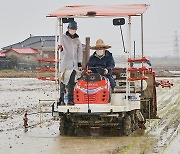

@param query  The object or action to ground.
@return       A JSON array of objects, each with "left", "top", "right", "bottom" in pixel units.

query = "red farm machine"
[{"left": 48, "top": 4, "right": 158, "bottom": 136}]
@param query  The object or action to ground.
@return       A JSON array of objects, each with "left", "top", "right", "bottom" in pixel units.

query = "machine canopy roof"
[{"left": 48, "top": 4, "right": 149, "bottom": 18}]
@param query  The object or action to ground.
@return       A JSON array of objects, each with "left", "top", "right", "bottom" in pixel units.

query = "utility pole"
[{"left": 174, "top": 31, "right": 179, "bottom": 58}]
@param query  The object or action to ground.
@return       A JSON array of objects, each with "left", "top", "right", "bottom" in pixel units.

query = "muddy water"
[
  {"left": 0, "top": 78, "right": 179, "bottom": 154},
  {"left": 147, "top": 77, "right": 180, "bottom": 154}
]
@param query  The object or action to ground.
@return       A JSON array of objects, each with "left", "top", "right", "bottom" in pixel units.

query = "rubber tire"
[
  {"left": 67, "top": 123, "right": 75, "bottom": 136},
  {"left": 59, "top": 116, "right": 66, "bottom": 135},
  {"left": 123, "top": 115, "right": 132, "bottom": 136}
]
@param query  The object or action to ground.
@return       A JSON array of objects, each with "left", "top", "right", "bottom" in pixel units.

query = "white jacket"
[{"left": 60, "top": 32, "right": 83, "bottom": 84}]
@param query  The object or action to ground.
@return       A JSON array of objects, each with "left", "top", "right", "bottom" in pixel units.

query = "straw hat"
[{"left": 90, "top": 39, "right": 111, "bottom": 50}]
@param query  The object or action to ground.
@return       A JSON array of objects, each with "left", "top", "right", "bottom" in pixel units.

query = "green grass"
[
  {"left": 0, "top": 69, "right": 17, "bottom": 72},
  {"left": 118, "top": 137, "right": 142, "bottom": 154},
  {"left": 139, "top": 139, "right": 156, "bottom": 154}
]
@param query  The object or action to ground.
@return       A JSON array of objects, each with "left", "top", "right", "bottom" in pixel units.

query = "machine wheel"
[
  {"left": 102, "top": 127, "right": 110, "bottom": 136},
  {"left": 59, "top": 115, "right": 75, "bottom": 136},
  {"left": 130, "top": 111, "right": 139, "bottom": 131},
  {"left": 75, "top": 126, "right": 90, "bottom": 136},
  {"left": 59, "top": 116, "right": 66, "bottom": 135},
  {"left": 67, "top": 123, "right": 75, "bottom": 136},
  {"left": 123, "top": 114, "right": 132, "bottom": 136},
  {"left": 75, "top": 126, "right": 82, "bottom": 136}
]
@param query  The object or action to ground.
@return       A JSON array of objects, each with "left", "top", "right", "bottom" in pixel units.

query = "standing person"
[
  {"left": 87, "top": 39, "right": 116, "bottom": 90},
  {"left": 59, "top": 21, "right": 83, "bottom": 105}
]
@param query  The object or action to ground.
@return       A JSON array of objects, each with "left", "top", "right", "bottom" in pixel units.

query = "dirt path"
[{"left": 0, "top": 78, "right": 179, "bottom": 154}]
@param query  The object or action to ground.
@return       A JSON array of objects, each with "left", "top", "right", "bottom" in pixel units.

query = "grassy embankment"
[{"left": 0, "top": 70, "right": 53, "bottom": 78}]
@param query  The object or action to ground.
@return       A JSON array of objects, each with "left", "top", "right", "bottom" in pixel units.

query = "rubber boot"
[
  {"left": 59, "top": 83, "right": 65, "bottom": 105},
  {"left": 67, "top": 95, "right": 74, "bottom": 105}
]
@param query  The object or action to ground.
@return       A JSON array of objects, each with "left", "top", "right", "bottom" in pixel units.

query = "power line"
[{"left": 174, "top": 31, "right": 179, "bottom": 57}]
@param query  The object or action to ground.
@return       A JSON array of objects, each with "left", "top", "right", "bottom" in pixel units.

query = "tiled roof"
[
  {"left": 2, "top": 35, "right": 55, "bottom": 50},
  {"left": 5, "top": 48, "right": 39, "bottom": 54},
  {"left": 0, "top": 52, "right": 5, "bottom": 57}
]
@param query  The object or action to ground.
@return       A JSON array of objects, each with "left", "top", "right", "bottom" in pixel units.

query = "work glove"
[
  {"left": 104, "top": 68, "right": 108, "bottom": 74},
  {"left": 78, "top": 62, "right": 82, "bottom": 71},
  {"left": 58, "top": 45, "right": 63, "bottom": 51},
  {"left": 78, "top": 67, "right": 82, "bottom": 71}
]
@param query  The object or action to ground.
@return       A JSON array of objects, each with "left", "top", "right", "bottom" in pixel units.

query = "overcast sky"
[{"left": 0, "top": 0, "right": 180, "bottom": 57}]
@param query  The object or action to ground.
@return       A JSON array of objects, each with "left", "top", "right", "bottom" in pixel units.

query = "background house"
[
  {"left": 0, "top": 35, "right": 86, "bottom": 70},
  {"left": 0, "top": 50, "right": 17, "bottom": 70},
  {"left": 0, "top": 35, "right": 55, "bottom": 70},
  {"left": 0, "top": 48, "right": 40, "bottom": 70},
  {"left": 2, "top": 35, "right": 55, "bottom": 59},
  {"left": 4, "top": 48, "right": 39, "bottom": 63},
  {"left": 0, "top": 51, "right": 6, "bottom": 59}
]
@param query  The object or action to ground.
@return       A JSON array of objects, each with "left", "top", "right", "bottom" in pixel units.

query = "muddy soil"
[{"left": 0, "top": 78, "right": 179, "bottom": 154}]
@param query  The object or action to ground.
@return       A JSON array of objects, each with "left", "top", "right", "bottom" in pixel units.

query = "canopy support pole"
[
  {"left": 141, "top": 14, "right": 144, "bottom": 57},
  {"left": 55, "top": 18, "right": 63, "bottom": 106},
  {"left": 141, "top": 14, "right": 144, "bottom": 95},
  {"left": 126, "top": 16, "right": 131, "bottom": 111},
  {"left": 54, "top": 18, "right": 59, "bottom": 106}
]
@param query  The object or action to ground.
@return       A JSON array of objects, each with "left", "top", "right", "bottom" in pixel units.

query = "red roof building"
[
  {"left": 0, "top": 52, "right": 6, "bottom": 57},
  {"left": 3, "top": 48, "right": 40, "bottom": 63},
  {"left": 5, "top": 48, "right": 39, "bottom": 54}
]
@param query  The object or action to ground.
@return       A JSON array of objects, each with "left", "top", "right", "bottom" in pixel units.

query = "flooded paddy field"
[{"left": 0, "top": 78, "right": 179, "bottom": 154}]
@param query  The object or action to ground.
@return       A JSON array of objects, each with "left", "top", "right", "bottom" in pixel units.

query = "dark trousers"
[
  {"left": 60, "top": 70, "right": 76, "bottom": 103},
  {"left": 104, "top": 75, "right": 116, "bottom": 90}
]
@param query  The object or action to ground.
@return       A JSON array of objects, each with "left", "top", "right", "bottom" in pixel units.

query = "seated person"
[{"left": 87, "top": 39, "right": 116, "bottom": 90}]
